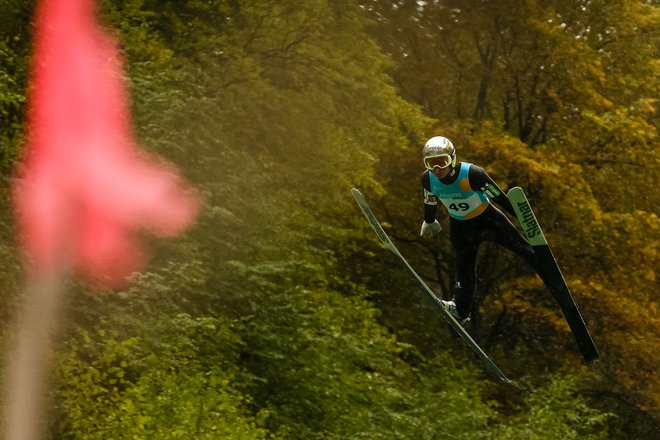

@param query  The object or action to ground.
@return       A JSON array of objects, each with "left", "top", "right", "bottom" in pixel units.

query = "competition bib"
[{"left": 429, "top": 163, "right": 490, "bottom": 220}]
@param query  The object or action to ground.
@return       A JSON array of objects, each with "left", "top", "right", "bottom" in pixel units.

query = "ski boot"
[{"left": 441, "top": 300, "right": 470, "bottom": 325}]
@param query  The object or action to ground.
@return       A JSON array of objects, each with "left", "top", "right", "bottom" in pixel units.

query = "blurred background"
[{"left": 0, "top": 0, "right": 658, "bottom": 438}]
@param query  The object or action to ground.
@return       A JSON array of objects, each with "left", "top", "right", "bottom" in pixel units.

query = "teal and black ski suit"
[{"left": 422, "top": 162, "right": 547, "bottom": 320}]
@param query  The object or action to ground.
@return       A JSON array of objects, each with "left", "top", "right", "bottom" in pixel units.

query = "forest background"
[{"left": 0, "top": 0, "right": 658, "bottom": 438}]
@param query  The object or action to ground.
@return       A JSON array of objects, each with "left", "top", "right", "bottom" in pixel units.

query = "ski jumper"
[{"left": 422, "top": 162, "right": 547, "bottom": 319}]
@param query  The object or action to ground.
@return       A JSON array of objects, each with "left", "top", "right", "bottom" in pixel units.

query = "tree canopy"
[{"left": 0, "top": 0, "right": 657, "bottom": 438}]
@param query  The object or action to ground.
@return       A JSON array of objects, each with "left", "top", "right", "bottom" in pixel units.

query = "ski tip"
[
  {"left": 506, "top": 186, "right": 523, "bottom": 195},
  {"left": 351, "top": 188, "right": 366, "bottom": 204}
]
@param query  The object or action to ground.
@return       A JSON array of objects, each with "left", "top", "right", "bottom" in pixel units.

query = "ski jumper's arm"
[
  {"left": 468, "top": 166, "right": 515, "bottom": 216},
  {"left": 421, "top": 170, "right": 438, "bottom": 223}
]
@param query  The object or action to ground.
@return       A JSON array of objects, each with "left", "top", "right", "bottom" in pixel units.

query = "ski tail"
[{"left": 507, "top": 187, "right": 599, "bottom": 363}]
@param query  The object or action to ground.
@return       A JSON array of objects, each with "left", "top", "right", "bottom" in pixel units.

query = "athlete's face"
[{"left": 432, "top": 166, "right": 452, "bottom": 179}]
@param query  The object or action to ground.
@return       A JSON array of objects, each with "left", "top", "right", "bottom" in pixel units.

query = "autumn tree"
[{"left": 0, "top": 0, "right": 656, "bottom": 438}]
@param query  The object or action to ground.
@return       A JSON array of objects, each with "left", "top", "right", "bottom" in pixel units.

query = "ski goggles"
[{"left": 424, "top": 154, "right": 453, "bottom": 170}]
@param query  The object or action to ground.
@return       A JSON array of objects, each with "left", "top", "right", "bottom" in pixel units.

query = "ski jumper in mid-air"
[{"left": 419, "top": 136, "right": 551, "bottom": 323}]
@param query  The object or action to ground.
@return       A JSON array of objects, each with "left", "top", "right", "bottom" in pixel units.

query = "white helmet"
[{"left": 423, "top": 136, "right": 456, "bottom": 170}]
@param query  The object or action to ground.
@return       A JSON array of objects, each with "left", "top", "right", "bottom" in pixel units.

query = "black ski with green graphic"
[
  {"left": 352, "top": 188, "right": 511, "bottom": 383},
  {"left": 507, "top": 187, "right": 599, "bottom": 363}
]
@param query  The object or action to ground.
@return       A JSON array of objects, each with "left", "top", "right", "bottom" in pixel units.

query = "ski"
[
  {"left": 352, "top": 188, "right": 511, "bottom": 383},
  {"left": 507, "top": 187, "right": 599, "bottom": 363}
]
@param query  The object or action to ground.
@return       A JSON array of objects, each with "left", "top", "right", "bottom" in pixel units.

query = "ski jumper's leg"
[
  {"left": 484, "top": 208, "right": 537, "bottom": 263},
  {"left": 483, "top": 208, "right": 555, "bottom": 289},
  {"left": 450, "top": 220, "right": 480, "bottom": 319}
]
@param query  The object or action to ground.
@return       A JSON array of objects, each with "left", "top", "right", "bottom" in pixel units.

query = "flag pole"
[{"left": 3, "top": 267, "right": 69, "bottom": 440}]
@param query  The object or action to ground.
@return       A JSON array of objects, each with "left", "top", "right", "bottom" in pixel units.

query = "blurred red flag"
[{"left": 12, "top": 0, "right": 200, "bottom": 285}]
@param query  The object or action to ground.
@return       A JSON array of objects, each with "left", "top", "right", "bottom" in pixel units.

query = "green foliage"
[
  {"left": 0, "top": 0, "right": 657, "bottom": 438},
  {"left": 236, "top": 260, "right": 497, "bottom": 439},
  {"left": 0, "top": 0, "right": 32, "bottom": 177},
  {"left": 54, "top": 314, "right": 273, "bottom": 439},
  {"left": 495, "top": 375, "right": 614, "bottom": 440}
]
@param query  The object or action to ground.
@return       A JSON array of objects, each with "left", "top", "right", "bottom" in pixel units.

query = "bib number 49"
[{"left": 449, "top": 202, "right": 470, "bottom": 212}]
